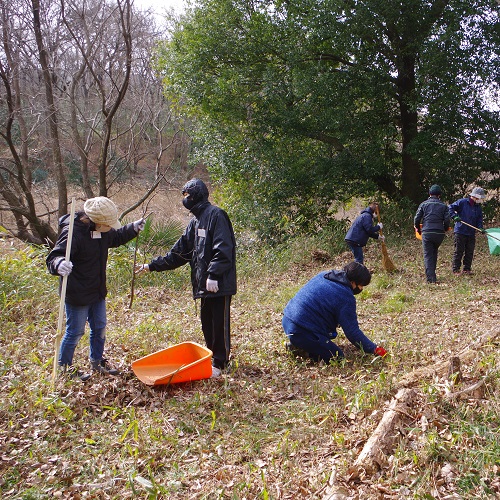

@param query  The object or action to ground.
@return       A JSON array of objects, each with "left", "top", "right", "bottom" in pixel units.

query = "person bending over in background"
[
  {"left": 47, "top": 197, "right": 145, "bottom": 381},
  {"left": 414, "top": 184, "right": 450, "bottom": 284},
  {"left": 136, "top": 179, "right": 237, "bottom": 378},
  {"left": 282, "top": 261, "right": 387, "bottom": 363},
  {"left": 448, "top": 187, "right": 486, "bottom": 275},
  {"left": 344, "top": 202, "right": 384, "bottom": 264}
]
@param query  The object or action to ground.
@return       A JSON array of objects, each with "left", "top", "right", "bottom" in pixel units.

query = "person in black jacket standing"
[
  {"left": 414, "top": 185, "right": 450, "bottom": 283},
  {"left": 136, "top": 179, "right": 237, "bottom": 378},
  {"left": 47, "top": 197, "right": 144, "bottom": 380}
]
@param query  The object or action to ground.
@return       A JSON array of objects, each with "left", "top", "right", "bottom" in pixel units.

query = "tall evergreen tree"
[{"left": 157, "top": 0, "right": 499, "bottom": 237}]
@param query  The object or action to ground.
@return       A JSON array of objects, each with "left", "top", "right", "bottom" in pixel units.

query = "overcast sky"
[{"left": 136, "top": 0, "right": 186, "bottom": 15}]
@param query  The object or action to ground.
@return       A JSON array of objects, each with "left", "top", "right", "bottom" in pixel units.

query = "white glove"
[
  {"left": 378, "top": 234, "right": 385, "bottom": 242},
  {"left": 57, "top": 259, "right": 73, "bottom": 276},
  {"left": 206, "top": 278, "right": 219, "bottom": 293},
  {"left": 378, "top": 222, "right": 383, "bottom": 230},
  {"left": 134, "top": 264, "right": 149, "bottom": 275},
  {"left": 133, "top": 218, "right": 145, "bottom": 233}
]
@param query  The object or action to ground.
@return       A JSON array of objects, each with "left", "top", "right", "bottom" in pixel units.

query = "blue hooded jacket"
[
  {"left": 283, "top": 270, "right": 377, "bottom": 354},
  {"left": 448, "top": 197, "right": 483, "bottom": 237},
  {"left": 345, "top": 206, "right": 382, "bottom": 247}
]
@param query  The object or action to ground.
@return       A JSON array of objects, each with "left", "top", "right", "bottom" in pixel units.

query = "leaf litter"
[{"left": 0, "top": 235, "right": 499, "bottom": 498}]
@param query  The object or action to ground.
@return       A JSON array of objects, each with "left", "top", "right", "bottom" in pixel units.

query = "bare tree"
[
  {"left": 0, "top": 0, "right": 57, "bottom": 244},
  {"left": 0, "top": 0, "right": 190, "bottom": 245},
  {"left": 32, "top": 0, "right": 68, "bottom": 217}
]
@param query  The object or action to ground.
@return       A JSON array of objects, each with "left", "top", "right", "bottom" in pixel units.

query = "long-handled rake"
[
  {"left": 51, "top": 198, "right": 76, "bottom": 388},
  {"left": 458, "top": 220, "right": 500, "bottom": 256}
]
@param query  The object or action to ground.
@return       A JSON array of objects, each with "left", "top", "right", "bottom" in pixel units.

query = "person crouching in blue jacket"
[
  {"left": 345, "top": 202, "right": 384, "bottom": 264},
  {"left": 282, "top": 262, "right": 387, "bottom": 363}
]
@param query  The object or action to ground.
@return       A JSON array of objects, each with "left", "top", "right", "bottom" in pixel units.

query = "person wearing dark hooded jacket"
[
  {"left": 344, "top": 202, "right": 384, "bottom": 264},
  {"left": 414, "top": 184, "right": 450, "bottom": 283},
  {"left": 282, "top": 262, "right": 387, "bottom": 363},
  {"left": 136, "top": 179, "right": 237, "bottom": 377},
  {"left": 46, "top": 197, "right": 144, "bottom": 380}
]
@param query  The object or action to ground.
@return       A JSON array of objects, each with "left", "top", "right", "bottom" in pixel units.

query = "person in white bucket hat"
[
  {"left": 448, "top": 186, "right": 486, "bottom": 275},
  {"left": 46, "top": 197, "right": 145, "bottom": 380}
]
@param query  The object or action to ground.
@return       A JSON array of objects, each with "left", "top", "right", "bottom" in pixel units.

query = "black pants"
[
  {"left": 200, "top": 295, "right": 232, "bottom": 369},
  {"left": 452, "top": 233, "right": 476, "bottom": 272},
  {"left": 421, "top": 232, "right": 445, "bottom": 282}
]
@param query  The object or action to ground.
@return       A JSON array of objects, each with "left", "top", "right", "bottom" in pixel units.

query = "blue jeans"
[
  {"left": 347, "top": 243, "right": 364, "bottom": 264},
  {"left": 59, "top": 299, "right": 107, "bottom": 366}
]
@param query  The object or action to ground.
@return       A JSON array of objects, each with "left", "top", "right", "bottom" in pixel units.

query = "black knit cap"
[
  {"left": 429, "top": 184, "right": 442, "bottom": 195},
  {"left": 344, "top": 262, "right": 372, "bottom": 286}
]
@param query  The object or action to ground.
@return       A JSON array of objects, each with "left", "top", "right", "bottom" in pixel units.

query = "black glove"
[{"left": 452, "top": 215, "right": 461, "bottom": 223}]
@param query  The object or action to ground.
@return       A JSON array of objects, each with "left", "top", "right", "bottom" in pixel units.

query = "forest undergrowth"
[{"left": 1, "top": 221, "right": 499, "bottom": 499}]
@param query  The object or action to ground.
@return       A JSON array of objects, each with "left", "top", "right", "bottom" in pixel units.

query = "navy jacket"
[
  {"left": 414, "top": 196, "right": 450, "bottom": 233},
  {"left": 149, "top": 202, "right": 237, "bottom": 298},
  {"left": 448, "top": 198, "right": 483, "bottom": 237},
  {"left": 345, "top": 207, "right": 382, "bottom": 247},
  {"left": 46, "top": 212, "right": 138, "bottom": 306},
  {"left": 283, "top": 270, "right": 377, "bottom": 354}
]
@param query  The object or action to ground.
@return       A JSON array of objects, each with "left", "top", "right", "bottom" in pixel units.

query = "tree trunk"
[
  {"left": 97, "top": 0, "right": 133, "bottom": 197},
  {"left": 31, "top": 0, "right": 67, "bottom": 218},
  {"left": 398, "top": 54, "right": 423, "bottom": 205}
]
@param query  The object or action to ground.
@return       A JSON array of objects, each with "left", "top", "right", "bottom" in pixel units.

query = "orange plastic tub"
[{"left": 131, "top": 342, "right": 213, "bottom": 386}]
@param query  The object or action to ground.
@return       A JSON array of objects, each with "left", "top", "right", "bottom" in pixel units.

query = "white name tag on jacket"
[
  {"left": 91, "top": 231, "right": 102, "bottom": 239},
  {"left": 198, "top": 228, "right": 206, "bottom": 238}
]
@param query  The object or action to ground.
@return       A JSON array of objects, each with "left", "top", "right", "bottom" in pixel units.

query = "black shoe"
[
  {"left": 60, "top": 365, "right": 91, "bottom": 382},
  {"left": 91, "top": 358, "right": 120, "bottom": 376}
]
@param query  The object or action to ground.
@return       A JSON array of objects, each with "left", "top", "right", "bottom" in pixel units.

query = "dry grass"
[{"left": 1, "top": 228, "right": 499, "bottom": 499}]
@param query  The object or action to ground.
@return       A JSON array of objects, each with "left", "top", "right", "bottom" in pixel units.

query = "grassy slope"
[{"left": 0, "top": 233, "right": 499, "bottom": 499}]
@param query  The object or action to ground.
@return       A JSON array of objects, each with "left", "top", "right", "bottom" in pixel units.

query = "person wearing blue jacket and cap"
[
  {"left": 449, "top": 187, "right": 486, "bottom": 275},
  {"left": 282, "top": 262, "right": 387, "bottom": 363},
  {"left": 344, "top": 202, "right": 384, "bottom": 264}
]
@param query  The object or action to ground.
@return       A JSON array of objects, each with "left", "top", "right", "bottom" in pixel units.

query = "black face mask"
[
  {"left": 182, "top": 196, "right": 197, "bottom": 211},
  {"left": 353, "top": 286, "right": 363, "bottom": 295}
]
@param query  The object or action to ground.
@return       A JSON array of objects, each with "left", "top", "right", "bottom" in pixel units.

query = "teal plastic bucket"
[{"left": 485, "top": 228, "right": 500, "bottom": 255}]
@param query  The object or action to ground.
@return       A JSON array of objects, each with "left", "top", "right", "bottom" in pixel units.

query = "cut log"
[
  {"left": 347, "top": 388, "right": 417, "bottom": 479},
  {"left": 342, "top": 328, "right": 499, "bottom": 482},
  {"left": 395, "top": 328, "right": 499, "bottom": 390}
]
